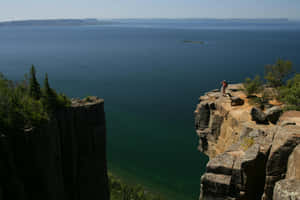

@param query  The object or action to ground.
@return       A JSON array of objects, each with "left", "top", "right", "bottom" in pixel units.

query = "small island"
[{"left": 183, "top": 40, "right": 204, "bottom": 44}]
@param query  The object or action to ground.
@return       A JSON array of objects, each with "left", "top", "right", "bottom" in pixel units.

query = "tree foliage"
[
  {"left": 0, "top": 67, "right": 71, "bottom": 135},
  {"left": 29, "top": 65, "right": 41, "bottom": 100},
  {"left": 108, "top": 173, "right": 162, "bottom": 200},
  {"left": 264, "top": 59, "right": 293, "bottom": 87},
  {"left": 243, "top": 75, "right": 263, "bottom": 96},
  {"left": 278, "top": 73, "right": 300, "bottom": 111},
  {"left": 42, "top": 73, "right": 71, "bottom": 113},
  {"left": 242, "top": 59, "right": 299, "bottom": 111}
]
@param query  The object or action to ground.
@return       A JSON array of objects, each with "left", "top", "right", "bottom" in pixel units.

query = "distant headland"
[{"left": 0, "top": 18, "right": 117, "bottom": 27}]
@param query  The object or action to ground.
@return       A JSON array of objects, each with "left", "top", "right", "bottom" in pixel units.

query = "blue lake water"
[{"left": 0, "top": 19, "right": 300, "bottom": 200}]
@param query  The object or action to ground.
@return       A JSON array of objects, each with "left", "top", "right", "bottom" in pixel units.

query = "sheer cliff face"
[
  {"left": 0, "top": 97, "right": 109, "bottom": 200},
  {"left": 195, "top": 85, "right": 300, "bottom": 200}
]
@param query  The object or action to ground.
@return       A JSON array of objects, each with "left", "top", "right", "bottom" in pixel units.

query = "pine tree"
[
  {"left": 43, "top": 73, "right": 57, "bottom": 111},
  {"left": 29, "top": 65, "right": 41, "bottom": 100},
  {"left": 264, "top": 59, "right": 293, "bottom": 87}
]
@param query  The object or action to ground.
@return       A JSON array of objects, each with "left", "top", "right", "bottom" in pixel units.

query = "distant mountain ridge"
[{"left": 0, "top": 18, "right": 116, "bottom": 26}]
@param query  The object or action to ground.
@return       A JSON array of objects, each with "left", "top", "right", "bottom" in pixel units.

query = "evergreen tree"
[
  {"left": 279, "top": 73, "right": 300, "bottom": 110},
  {"left": 264, "top": 59, "right": 293, "bottom": 87},
  {"left": 43, "top": 73, "right": 58, "bottom": 111},
  {"left": 243, "top": 75, "right": 263, "bottom": 97},
  {"left": 29, "top": 65, "right": 41, "bottom": 100}
]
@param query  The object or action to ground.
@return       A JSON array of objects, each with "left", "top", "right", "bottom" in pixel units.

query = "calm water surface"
[{"left": 0, "top": 20, "right": 300, "bottom": 200}]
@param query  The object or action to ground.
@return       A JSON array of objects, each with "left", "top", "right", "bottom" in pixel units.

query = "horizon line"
[{"left": 1, "top": 17, "right": 300, "bottom": 23}]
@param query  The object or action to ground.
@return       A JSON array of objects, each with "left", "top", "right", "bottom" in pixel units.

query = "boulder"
[
  {"left": 273, "top": 179, "right": 300, "bottom": 200},
  {"left": 231, "top": 97, "right": 245, "bottom": 106},
  {"left": 251, "top": 107, "right": 268, "bottom": 124},
  {"left": 265, "top": 106, "right": 283, "bottom": 124},
  {"left": 286, "top": 144, "right": 300, "bottom": 180}
]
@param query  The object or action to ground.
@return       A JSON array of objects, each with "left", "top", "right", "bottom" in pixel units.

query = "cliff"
[
  {"left": 195, "top": 84, "right": 300, "bottom": 200},
  {"left": 0, "top": 97, "right": 109, "bottom": 200}
]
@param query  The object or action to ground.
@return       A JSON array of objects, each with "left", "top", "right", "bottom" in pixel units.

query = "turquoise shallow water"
[{"left": 0, "top": 19, "right": 300, "bottom": 200}]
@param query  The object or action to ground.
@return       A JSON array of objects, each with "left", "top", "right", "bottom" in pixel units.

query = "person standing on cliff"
[{"left": 221, "top": 80, "right": 228, "bottom": 96}]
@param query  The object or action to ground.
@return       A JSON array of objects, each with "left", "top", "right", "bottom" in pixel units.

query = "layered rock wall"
[
  {"left": 0, "top": 97, "right": 109, "bottom": 200},
  {"left": 195, "top": 85, "right": 300, "bottom": 200}
]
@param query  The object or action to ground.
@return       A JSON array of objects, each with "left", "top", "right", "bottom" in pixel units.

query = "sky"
[{"left": 1, "top": 0, "right": 300, "bottom": 21}]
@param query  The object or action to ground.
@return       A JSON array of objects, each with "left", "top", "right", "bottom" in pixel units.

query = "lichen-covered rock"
[
  {"left": 273, "top": 179, "right": 300, "bottom": 200},
  {"left": 195, "top": 84, "right": 300, "bottom": 200}
]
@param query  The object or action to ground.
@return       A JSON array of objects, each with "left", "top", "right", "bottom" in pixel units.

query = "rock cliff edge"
[
  {"left": 195, "top": 84, "right": 300, "bottom": 200},
  {"left": 0, "top": 97, "right": 109, "bottom": 200}
]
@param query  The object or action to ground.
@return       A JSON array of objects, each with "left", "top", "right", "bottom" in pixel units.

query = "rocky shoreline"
[{"left": 194, "top": 84, "right": 300, "bottom": 200}]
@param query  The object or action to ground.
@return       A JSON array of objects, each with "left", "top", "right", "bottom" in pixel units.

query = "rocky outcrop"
[
  {"left": 250, "top": 107, "right": 283, "bottom": 125},
  {"left": 273, "top": 179, "right": 300, "bottom": 200},
  {"left": 286, "top": 144, "right": 300, "bottom": 180},
  {"left": 195, "top": 84, "right": 300, "bottom": 200},
  {"left": 0, "top": 97, "right": 109, "bottom": 200},
  {"left": 272, "top": 144, "right": 300, "bottom": 200}
]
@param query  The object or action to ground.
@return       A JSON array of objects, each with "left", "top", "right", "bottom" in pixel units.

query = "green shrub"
[
  {"left": 42, "top": 73, "right": 71, "bottom": 113},
  {"left": 243, "top": 75, "right": 263, "bottom": 97},
  {"left": 108, "top": 173, "right": 162, "bottom": 200},
  {"left": 264, "top": 59, "right": 293, "bottom": 87},
  {"left": 278, "top": 73, "right": 300, "bottom": 111}
]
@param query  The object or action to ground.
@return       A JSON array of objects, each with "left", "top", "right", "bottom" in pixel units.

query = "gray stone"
[
  {"left": 206, "top": 153, "right": 235, "bottom": 175},
  {"left": 265, "top": 106, "right": 283, "bottom": 124},
  {"left": 201, "top": 173, "right": 232, "bottom": 196},
  {"left": 241, "top": 144, "right": 267, "bottom": 200},
  {"left": 239, "top": 124, "right": 254, "bottom": 139},
  {"left": 273, "top": 179, "right": 300, "bottom": 200},
  {"left": 248, "top": 129, "right": 264, "bottom": 138},
  {"left": 263, "top": 126, "right": 300, "bottom": 200},
  {"left": 286, "top": 144, "right": 300, "bottom": 180}
]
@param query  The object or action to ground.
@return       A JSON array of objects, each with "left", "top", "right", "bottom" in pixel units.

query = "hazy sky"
[{"left": 1, "top": 0, "right": 300, "bottom": 21}]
